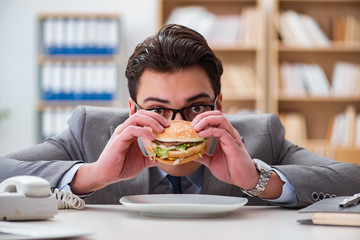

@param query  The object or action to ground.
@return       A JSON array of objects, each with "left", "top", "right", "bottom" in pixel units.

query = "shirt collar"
[{"left": 149, "top": 165, "right": 204, "bottom": 189}]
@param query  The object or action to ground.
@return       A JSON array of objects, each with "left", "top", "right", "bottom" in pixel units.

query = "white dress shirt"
[{"left": 58, "top": 164, "right": 297, "bottom": 206}]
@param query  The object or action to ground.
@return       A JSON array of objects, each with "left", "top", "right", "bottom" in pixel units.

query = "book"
[
  {"left": 332, "top": 15, "right": 360, "bottom": 45},
  {"left": 221, "top": 64, "right": 257, "bottom": 97},
  {"left": 298, "top": 196, "right": 360, "bottom": 227},
  {"left": 329, "top": 105, "right": 357, "bottom": 147},
  {"left": 344, "top": 105, "right": 357, "bottom": 146},
  {"left": 356, "top": 114, "right": 360, "bottom": 147},
  {"left": 280, "top": 62, "right": 306, "bottom": 96},
  {"left": 41, "top": 61, "right": 118, "bottom": 101},
  {"left": 241, "top": 7, "right": 260, "bottom": 46},
  {"left": 300, "top": 14, "right": 330, "bottom": 47},
  {"left": 279, "top": 112, "right": 307, "bottom": 143},
  {"left": 41, "top": 107, "right": 73, "bottom": 140},
  {"left": 279, "top": 10, "right": 329, "bottom": 47},
  {"left": 207, "top": 15, "right": 242, "bottom": 46},
  {"left": 42, "top": 16, "right": 119, "bottom": 55},
  {"left": 292, "top": 63, "right": 330, "bottom": 97},
  {"left": 165, "top": 6, "right": 259, "bottom": 47}
]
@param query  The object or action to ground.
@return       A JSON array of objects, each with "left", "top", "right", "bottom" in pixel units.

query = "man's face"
[{"left": 129, "top": 65, "right": 222, "bottom": 176}]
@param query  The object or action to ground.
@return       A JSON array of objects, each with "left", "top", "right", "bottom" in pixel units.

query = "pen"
[{"left": 339, "top": 193, "right": 360, "bottom": 208}]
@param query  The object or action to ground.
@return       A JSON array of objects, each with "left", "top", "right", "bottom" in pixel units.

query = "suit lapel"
[
  {"left": 117, "top": 169, "right": 150, "bottom": 197},
  {"left": 201, "top": 167, "right": 233, "bottom": 195}
]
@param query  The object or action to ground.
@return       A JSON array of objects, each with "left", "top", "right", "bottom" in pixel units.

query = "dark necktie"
[{"left": 166, "top": 175, "right": 182, "bottom": 194}]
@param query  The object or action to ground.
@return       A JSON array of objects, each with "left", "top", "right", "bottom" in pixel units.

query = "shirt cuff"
[
  {"left": 57, "top": 163, "right": 84, "bottom": 192},
  {"left": 262, "top": 168, "right": 297, "bottom": 206}
]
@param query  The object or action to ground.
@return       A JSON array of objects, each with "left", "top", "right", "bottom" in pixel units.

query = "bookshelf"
[
  {"left": 269, "top": 0, "right": 360, "bottom": 164},
  {"left": 37, "top": 13, "right": 122, "bottom": 140},
  {"left": 159, "top": 0, "right": 266, "bottom": 114}
]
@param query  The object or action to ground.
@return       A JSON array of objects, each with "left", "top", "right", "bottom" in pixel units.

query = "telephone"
[
  {"left": 0, "top": 175, "right": 85, "bottom": 221},
  {"left": 0, "top": 175, "right": 58, "bottom": 220}
]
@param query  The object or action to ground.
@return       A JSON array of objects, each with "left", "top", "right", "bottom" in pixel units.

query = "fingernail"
[
  {"left": 157, "top": 124, "right": 164, "bottom": 131},
  {"left": 191, "top": 119, "right": 197, "bottom": 127},
  {"left": 162, "top": 118, "right": 169, "bottom": 127}
]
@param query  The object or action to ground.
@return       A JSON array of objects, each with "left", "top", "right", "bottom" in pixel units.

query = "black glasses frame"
[{"left": 133, "top": 95, "right": 218, "bottom": 121}]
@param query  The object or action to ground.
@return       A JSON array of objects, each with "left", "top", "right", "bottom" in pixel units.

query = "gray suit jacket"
[{"left": 1, "top": 106, "right": 360, "bottom": 207}]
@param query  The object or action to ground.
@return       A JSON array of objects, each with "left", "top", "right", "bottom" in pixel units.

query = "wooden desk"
[{"left": 3, "top": 205, "right": 360, "bottom": 240}]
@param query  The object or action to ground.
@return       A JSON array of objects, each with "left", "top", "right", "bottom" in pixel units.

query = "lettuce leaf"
[
  {"left": 154, "top": 147, "right": 169, "bottom": 159},
  {"left": 151, "top": 138, "right": 208, "bottom": 159},
  {"left": 167, "top": 142, "right": 198, "bottom": 152}
]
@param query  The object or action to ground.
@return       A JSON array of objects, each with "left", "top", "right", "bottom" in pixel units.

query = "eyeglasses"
[{"left": 134, "top": 95, "right": 218, "bottom": 121}]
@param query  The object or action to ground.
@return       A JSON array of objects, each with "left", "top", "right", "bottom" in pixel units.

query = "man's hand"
[
  {"left": 69, "top": 110, "right": 169, "bottom": 194},
  {"left": 192, "top": 111, "right": 283, "bottom": 199}
]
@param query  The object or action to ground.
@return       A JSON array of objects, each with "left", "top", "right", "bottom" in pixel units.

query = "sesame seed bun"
[{"left": 154, "top": 120, "right": 204, "bottom": 142}]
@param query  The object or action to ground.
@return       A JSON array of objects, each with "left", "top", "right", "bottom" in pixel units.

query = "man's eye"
[
  {"left": 191, "top": 105, "right": 205, "bottom": 113},
  {"left": 151, "top": 108, "right": 166, "bottom": 115}
]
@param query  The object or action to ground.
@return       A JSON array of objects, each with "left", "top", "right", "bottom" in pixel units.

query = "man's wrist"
[
  {"left": 242, "top": 159, "right": 272, "bottom": 197},
  {"left": 263, "top": 168, "right": 297, "bottom": 206},
  {"left": 238, "top": 159, "right": 284, "bottom": 200},
  {"left": 57, "top": 163, "right": 84, "bottom": 191},
  {"left": 258, "top": 171, "right": 284, "bottom": 199},
  {"left": 69, "top": 163, "right": 105, "bottom": 195}
]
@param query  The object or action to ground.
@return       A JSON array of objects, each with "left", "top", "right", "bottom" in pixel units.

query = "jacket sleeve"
[{"left": 0, "top": 106, "right": 88, "bottom": 190}]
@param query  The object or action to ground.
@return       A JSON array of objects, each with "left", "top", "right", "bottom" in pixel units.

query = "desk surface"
[{"left": 5, "top": 205, "right": 360, "bottom": 240}]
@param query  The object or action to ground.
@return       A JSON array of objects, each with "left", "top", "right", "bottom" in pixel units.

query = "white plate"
[
  {"left": 120, "top": 194, "right": 248, "bottom": 218},
  {"left": 0, "top": 222, "right": 93, "bottom": 240}
]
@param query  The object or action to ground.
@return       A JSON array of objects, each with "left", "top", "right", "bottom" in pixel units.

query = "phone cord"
[{"left": 53, "top": 188, "right": 85, "bottom": 210}]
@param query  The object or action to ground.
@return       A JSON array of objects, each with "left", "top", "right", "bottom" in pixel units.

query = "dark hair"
[{"left": 125, "top": 24, "right": 223, "bottom": 101}]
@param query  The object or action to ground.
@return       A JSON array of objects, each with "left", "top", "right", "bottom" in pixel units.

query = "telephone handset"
[
  {"left": 0, "top": 176, "right": 58, "bottom": 220},
  {"left": 0, "top": 175, "right": 52, "bottom": 198},
  {"left": 0, "top": 175, "right": 85, "bottom": 221}
]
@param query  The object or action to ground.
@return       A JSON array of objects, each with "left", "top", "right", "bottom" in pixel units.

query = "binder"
[
  {"left": 298, "top": 196, "right": 360, "bottom": 227},
  {"left": 42, "top": 17, "right": 119, "bottom": 55}
]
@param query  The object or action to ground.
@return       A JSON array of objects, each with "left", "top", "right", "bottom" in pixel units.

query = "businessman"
[{"left": 1, "top": 24, "right": 359, "bottom": 208}]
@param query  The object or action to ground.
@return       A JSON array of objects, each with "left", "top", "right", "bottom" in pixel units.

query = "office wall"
[{"left": 0, "top": 0, "right": 159, "bottom": 155}]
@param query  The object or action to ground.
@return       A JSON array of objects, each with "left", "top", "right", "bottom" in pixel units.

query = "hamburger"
[{"left": 147, "top": 120, "right": 208, "bottom": 166}]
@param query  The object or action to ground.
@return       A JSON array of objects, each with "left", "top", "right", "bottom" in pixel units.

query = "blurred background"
[
  {"left": 0, "top": 0, "right": 359, "bottom": 164},
  {"left": 0, "top": 0, "right": 159, "bottom": 154}
]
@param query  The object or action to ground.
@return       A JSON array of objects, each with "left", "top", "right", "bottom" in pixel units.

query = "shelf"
[
  {"left": 278, "top": 44, "right": 360, "bottom": 53},
  {"left": 37, "top": 100, "right": 123, "bottom": 111},
  {"left": 277, "top": 95, "right": 360, "bottom": 102},
  {"left": 223, "top": 91, "right": 260, "bottom": 101},
  {"left": 38, "top": 55, "right": 122, "bottom": 64},
  {"left": 278, "top": 0, "right": 359, "bottom": 2},
  {"left": 38, "top": 13, "right": 120, "bottom": 19},
  {"left": 211, "top": 45, "right": 258, "bottom": 52},
  {"left": 160, "top": 0, "right": 258, "bottom": 2}
]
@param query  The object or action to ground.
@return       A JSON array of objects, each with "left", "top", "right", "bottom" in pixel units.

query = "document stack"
[
  {"left": 41, "top": 107, "right": 73, "bottom": 140},
  {"left": 332, "top": 15, "right": 360, "bottom": 45},
  {"left": 41, "top": 62, "right": 118, "bottom": 101},
  {"left": 280, "top": 62, "right": 330, "bottom": 97},
  {"left": 329, "top": 105, "right": 360, "bottom": 148},
  {"left": 279, "top": 10, "right": 330, "bottom": 47},
  {"left": 221, "top": 64, "right": 257, "bottom": 97},
  {"left": 165, "top": 6, "right": 261, "bottom": 47},
  {"left": 42, "top": 16, "right": 119, "bottom": 55},
  {"left": 280, "top": 61, "right": 360, "bottom": 97}
]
